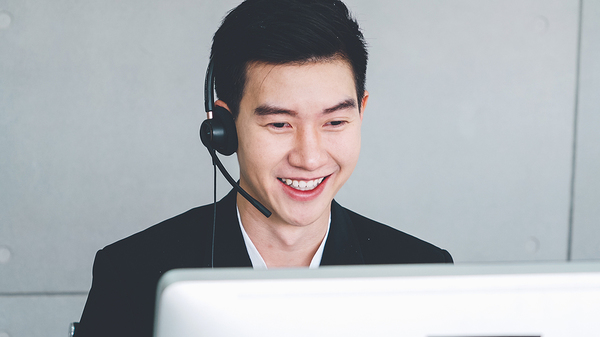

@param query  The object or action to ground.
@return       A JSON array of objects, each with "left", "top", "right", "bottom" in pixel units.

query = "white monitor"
[{"left": 154, "top": 262, "right": 600, "bottom": 337}]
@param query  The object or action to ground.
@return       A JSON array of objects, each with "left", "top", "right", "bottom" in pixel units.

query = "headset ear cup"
[
  {"left": 210, "top": 105, "right": 238, "bottom": 156},
  {"left": 199, "top": 119, "right": 213, "bottom": 150}
]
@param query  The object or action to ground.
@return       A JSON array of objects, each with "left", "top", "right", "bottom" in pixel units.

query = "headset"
[{"left": 199, "top": 58, "right": 272, "bottom": 218}]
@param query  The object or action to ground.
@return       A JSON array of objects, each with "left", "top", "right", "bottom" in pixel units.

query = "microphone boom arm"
[{"left": 208, "top": 147, "right": 272, "bottom": 218}]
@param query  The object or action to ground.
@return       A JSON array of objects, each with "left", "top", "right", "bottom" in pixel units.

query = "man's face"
[{"left": 233, "top": 59, "right": 368, "bottom": 227}]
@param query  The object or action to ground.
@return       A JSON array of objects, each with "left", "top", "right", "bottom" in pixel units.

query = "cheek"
[
  {"left": 329, "top": 129, "right": 362, "bottom": 171},
  {"left": 237, "top": 127, "right": 287, "bottom": 173}
]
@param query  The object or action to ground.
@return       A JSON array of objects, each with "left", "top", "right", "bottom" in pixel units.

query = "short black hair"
[{"left": 210, "top": 0, "right": 368, "bottom": 118}]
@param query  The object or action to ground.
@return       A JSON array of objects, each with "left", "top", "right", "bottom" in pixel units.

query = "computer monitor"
[{"left": 154, "top": 262, "right": 600, "bottom": 337}]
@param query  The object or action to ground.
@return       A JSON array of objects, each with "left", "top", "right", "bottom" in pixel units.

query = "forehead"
[{"left": 240, "top": 59, "right": 357, "bottom": 111}]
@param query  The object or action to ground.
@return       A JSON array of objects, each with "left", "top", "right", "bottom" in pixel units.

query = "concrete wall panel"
[
  {"left": 0, "top": 295, "right": 87, "bottom": 337},
  {"left": 572, "top": 0, "right": 600, "bottom": 260},
  {"left": 338, "top": 0, "right": 580, "bottom": 263}
]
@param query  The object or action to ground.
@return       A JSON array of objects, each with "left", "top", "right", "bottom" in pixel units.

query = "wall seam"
[{"left": 567, "top": 0, "right": 584, "bottom": 261}]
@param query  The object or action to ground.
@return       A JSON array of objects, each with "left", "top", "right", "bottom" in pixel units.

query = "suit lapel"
[
  {"left": 210, "top": 193, "right": 363, "bottom": 267},
  {"left": 212, "top": 190, "right": 253, "bottom": 268},
  {"left": 320, "top": 200, "right": 365, "bottom": 266}
]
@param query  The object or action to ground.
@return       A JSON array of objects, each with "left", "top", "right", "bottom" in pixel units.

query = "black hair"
[{"left": 210, "top": 0, "right": 368, "bottom": 118}]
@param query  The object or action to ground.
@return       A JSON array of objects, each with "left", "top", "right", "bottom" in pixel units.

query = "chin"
[{"left": 274, "top": 196, "right": 333, "bottom": 227}]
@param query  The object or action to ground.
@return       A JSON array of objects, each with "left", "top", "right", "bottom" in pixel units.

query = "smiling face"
[{"left": 232, "top": 59, "right": 368, "bottom": 228}]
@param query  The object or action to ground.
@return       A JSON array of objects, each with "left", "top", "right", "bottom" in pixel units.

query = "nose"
[{"left": 288, "top": 126, "right": 327, "bottom": 171}]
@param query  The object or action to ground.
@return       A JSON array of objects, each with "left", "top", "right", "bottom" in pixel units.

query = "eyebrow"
[
  {"left": 323, "top": 99, "right": 357, "bottom": 114},
  {"left": 254, "top": 105, "right": 297, "bottom": 116},
  {"left": 254, "top": 98, "right": 357, "bottom": 116}
]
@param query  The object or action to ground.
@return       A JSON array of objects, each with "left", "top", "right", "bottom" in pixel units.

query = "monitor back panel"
[{"left": 154, "top": 263, "right": 600, "bottom": 337}]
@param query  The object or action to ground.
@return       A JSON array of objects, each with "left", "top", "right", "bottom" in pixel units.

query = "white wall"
[{"left": 1, "top": 0, "right": 598, "bottom": 336}]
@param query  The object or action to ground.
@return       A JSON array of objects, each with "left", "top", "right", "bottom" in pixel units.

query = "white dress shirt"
[{"left": 237, "top": 207, "right": 330, "bottom": 269}]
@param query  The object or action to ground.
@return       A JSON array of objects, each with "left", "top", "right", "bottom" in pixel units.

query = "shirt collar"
[{"left": 236, "top": 206, "right": 330, "bottom": 269}]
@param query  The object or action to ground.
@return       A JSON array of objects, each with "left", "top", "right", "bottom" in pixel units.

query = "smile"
[{"left": 278, "top": 177, "right": 326, "bottom": 191}]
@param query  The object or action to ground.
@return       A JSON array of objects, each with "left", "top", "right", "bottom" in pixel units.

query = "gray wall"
[{"left": 1, "top": 0, "right": 598, "bottom": 335}]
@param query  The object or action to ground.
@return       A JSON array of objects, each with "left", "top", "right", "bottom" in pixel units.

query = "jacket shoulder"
[
  {"left": 344, "top": 207, "right": 453, "bottom": 264},
  {"left": 78, "top": 205, "right": 216, "bottom": 337},
  {"left": 101, "top": 204, "right": 215, "bottom": 270}
]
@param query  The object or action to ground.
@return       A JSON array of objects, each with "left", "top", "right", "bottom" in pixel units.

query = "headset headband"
[{"left": 204, "top": 58, "right": 215, "bottom": 118}]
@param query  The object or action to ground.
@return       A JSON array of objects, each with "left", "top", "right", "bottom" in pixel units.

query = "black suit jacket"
[{"left": 77, "top": 190, "right": 452, "bottom": 337}]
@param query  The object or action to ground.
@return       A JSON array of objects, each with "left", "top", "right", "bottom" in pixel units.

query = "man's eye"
[
  {"left": 327, "top": 121, "right": 346, "bottom": 126},
  {"left": 270, "top": 122, "right": 288, "bottom": 128}
]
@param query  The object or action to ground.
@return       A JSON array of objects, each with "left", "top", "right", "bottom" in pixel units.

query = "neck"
[{"left": 236, "top": 193, "right": 330, "bottom": 268}]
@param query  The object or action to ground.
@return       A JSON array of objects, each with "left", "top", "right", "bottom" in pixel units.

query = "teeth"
[{"left": 279, "top": 177, "right": 325, "bottom": 191}]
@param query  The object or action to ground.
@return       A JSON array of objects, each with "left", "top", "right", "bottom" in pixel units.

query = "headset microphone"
[{"left": 200, "top": 59, "right": 272, "bottom": 218}]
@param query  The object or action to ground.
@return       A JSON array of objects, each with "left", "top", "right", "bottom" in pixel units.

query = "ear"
[
  {"left": 215, "top": 100, "right": 231, "bottom": 113},
  {"left": 207, "top": 99, "right": 238, "bottom": 156},
  {"left": 359, "top": 90, "right": 369, "bottom": 121}
]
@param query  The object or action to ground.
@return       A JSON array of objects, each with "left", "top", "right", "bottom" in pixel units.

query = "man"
[{"left": 77, "top": 0, "right": 452, "bottom": 336}]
